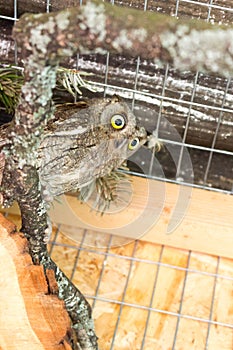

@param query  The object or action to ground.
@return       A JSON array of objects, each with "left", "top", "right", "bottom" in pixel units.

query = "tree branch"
[{"left": 12, "top": 0, "right": 233, "bottom": 77}]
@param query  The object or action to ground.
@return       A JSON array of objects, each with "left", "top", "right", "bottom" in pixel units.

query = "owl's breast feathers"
[{"left": 38, "top": 96, "right": 147, "bottom": 200}]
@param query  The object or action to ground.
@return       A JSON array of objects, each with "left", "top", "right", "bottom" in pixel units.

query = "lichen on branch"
[{"left": 13, "top": 0, "right": 233, "bottom": 77}]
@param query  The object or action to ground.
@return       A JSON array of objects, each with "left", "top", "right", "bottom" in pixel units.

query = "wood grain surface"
[
  {"left": 0, "top": 214, "right": 72, "bottom": 350},
  {"left": 3, "top": 176, "right": 233, "bottom": 259}
]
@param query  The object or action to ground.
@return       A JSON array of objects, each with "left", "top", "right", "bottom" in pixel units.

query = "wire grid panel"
[
  {"left": 76, "top": 0, "right": 233, "bottom": 194},
  {"left": 48, "top": 226, "right": 233, "bottom": 350},
  {"left": 1, "top": 0, "right": 232, "bottom": 193}
]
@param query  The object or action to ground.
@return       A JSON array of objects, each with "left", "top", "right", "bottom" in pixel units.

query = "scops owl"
[{"left": 38, "top": 95, "right": 147, "bottom": 201}]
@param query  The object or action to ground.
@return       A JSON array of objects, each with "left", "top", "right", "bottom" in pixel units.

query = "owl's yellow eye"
[
  {"left": 111, "top": 114, "right": 125, "bottom": 129},
  {"left": 128, "top": 137, "right": 140, "bottom": 150}
]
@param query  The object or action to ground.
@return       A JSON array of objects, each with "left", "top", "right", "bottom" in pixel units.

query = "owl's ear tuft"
[{"left": 110, "top": 95, "right": 121, "bottom": 103}]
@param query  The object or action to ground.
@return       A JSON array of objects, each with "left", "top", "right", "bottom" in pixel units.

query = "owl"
[{"left": 38, "top": 95, "right": 147, "bottom": 201}]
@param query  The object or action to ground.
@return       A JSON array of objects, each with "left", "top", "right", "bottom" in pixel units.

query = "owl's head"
[
  {"left": 93, "top": 95, "right": 147, "bottom": 155},
  {"left": 86, "top": 95, "right": 137, "bottom": 138}
]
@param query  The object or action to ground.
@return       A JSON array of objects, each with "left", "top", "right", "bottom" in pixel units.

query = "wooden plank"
[
  {"left": 0, "top": 214, "right": 72, "bottom": 350},
  {"left": 51, "top": 176, "right": 233, "bottom": 258},
  {"left": 2, "top": 176, "right": 233, "bottom": 258}
]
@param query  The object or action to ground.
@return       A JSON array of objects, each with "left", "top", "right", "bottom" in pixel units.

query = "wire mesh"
[
  {"left": 46, "top": 224, "right": 233, "bottom": 350},
  {"left": 1, "top": 1, "right": 233, "bottom": 349},
  {"left": 0, "top": 0, "right": 233, "bottom": 193}
]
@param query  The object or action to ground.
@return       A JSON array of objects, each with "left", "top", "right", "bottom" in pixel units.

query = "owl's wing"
[{"left": 38, "top": 137, "right": 129, "bottom": 199}]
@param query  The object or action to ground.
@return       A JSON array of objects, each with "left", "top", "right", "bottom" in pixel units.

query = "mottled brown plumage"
[{"left": 38, "top": 96, "right": 147, "bottom": 201}]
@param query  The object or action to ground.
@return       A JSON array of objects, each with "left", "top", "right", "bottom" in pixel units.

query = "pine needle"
[
  {"left": 78, "top": 166, "right": 131, "bottom": 215},
  {"left": 0, "top": 66, "right": 24, "bottom": 114},
  {"left": 0, "top": 65, "right": 101, "bottom": 116},
  {"left": 56, "top": 67, "right": 100, "bottom": 96}
]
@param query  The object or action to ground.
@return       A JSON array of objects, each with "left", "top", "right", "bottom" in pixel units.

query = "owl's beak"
[{"left": 113, "top": 139, "right": 128, "bottom": 149}]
